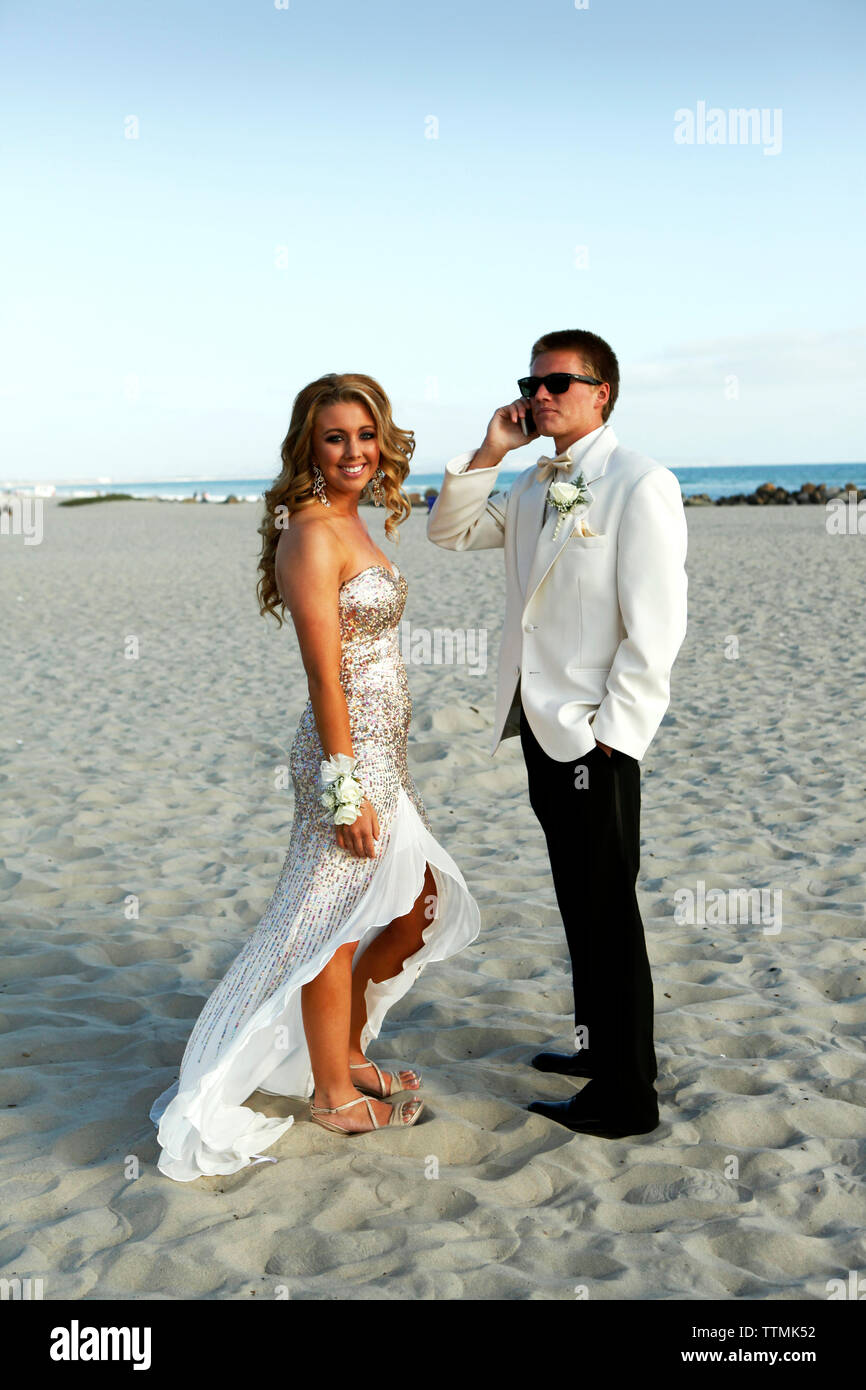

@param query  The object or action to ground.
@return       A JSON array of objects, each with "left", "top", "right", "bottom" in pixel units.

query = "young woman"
[{"left": 150, "top": 373, "right": 480, "bottom": 1180}]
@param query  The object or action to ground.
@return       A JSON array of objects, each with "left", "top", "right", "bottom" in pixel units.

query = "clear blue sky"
[{"left": 2, "top": 0, "right": 864, "bottom": 483}]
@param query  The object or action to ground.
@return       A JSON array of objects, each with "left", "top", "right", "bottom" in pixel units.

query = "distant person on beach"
[{"left": 427, "top": 329, "right": 688, "bottom": 1139}]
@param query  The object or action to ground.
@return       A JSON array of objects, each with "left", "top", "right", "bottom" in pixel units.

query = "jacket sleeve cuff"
[
  {"left": 590, "top": 710, "right": 646, "bottom": 761},
  {"left": 444, "top": 452, "right": 500, "bottom": 477}
]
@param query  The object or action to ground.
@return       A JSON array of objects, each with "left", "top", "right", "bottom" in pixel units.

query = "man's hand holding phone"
[{"left": 467, "top": 398, "right": 540, "bottom": 471}]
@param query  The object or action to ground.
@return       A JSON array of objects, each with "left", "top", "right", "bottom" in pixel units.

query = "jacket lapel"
[
  {"left": 521, "top": 425, "right": 618, "bottom": 604},
  {"left": 516, "top": 472, "right": 550, "bottom": 595}
]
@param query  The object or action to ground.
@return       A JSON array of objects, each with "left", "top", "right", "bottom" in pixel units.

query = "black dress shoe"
[
  {"left": 531, "top": 1050, "right": 595, "bottom": 1078},
  {"left": 527, "top": 1091, "right": 660, "bottom": 1139}
]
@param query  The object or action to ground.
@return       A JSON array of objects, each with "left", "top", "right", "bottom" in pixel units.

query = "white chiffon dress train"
[{"left": 149, "top": 561, "right": 480, "bottom": 1181}]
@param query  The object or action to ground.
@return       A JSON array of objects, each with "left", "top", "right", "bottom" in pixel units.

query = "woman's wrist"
[{"left": 319, "top": 752, "right": 364, "bottom": 825}]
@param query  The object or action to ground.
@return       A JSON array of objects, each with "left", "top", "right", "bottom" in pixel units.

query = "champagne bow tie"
[{"left": 536, "top": 453, "right": 575, "bottom": 482}]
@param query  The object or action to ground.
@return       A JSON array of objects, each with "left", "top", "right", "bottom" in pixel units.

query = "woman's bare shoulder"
[{"left": 275, "top": 512, "right": 343, "bottom": 596}]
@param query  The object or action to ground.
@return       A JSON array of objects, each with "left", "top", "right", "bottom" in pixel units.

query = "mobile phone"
[{"left": 520, "top": 407, "right": 536, "bottom": 436}]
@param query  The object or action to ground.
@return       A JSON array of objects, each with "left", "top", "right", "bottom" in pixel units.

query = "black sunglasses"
[{"left": 518, "top": 372, "right": 602, "bottom": 397}]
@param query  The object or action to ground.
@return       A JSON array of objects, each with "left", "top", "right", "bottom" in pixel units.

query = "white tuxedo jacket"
[{"left": 426, "top": 424, "right": 688, "bottom": 762}]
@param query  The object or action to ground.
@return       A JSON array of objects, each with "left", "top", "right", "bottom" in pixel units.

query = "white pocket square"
[{"left": 570, "top": 527, "right": 606, "bottom": 541}]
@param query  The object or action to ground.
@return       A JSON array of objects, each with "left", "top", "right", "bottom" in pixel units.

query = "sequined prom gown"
[{"left": 150, "top": 561, "right": 480, "bottom": 1181}]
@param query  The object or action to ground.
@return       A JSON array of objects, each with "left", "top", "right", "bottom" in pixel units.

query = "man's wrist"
[{"left": 466, "top": 442, "right": 505, "bottom": 471}]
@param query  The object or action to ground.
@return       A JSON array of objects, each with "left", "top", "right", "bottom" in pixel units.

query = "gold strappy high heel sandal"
[
  {"left": 309, "top": 1092, "right": 424, "bottom": 1134},
  {"left": 350, "top": 1058, "right": 421, "bottom": 1098}
]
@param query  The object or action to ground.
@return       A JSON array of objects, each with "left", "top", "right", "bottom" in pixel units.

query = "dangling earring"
[
  {"left": 311, "top": 462, "right": 331, "bottom": 507},
  {"left": 372, "top": 467, "right": 386, "bottom": 507}
]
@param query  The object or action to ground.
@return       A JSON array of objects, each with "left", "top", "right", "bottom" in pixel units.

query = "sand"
[{"left": 0, "top": 496, "right": 864, "bottom": 1300}]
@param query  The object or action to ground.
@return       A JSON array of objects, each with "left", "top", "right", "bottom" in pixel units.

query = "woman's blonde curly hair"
[{"left": 257, "top": 372, "right": 415, "bottom": 626}]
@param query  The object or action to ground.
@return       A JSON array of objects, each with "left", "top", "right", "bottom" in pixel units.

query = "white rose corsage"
[
  {"left": 319, "top": 752, "right": 365, "bottom": 826},
  {"left": 547, "top": 472, "right": 593, "bottom": 540}
]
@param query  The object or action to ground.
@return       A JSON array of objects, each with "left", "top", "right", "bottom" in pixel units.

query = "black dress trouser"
[{"left": 519, "top": 704, "right": 658, "bottom": 1101}]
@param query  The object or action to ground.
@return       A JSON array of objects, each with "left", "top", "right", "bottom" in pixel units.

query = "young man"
[{"left": 426, "top": 329, "right": 688, "bottom": 1138}]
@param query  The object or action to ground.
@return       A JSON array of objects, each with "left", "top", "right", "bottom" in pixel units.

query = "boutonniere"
[{"left": 547, "top": 472, "right": 594, "bottom": 540}]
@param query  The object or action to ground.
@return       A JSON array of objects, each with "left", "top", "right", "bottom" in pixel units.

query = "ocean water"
[
  {"left": 668, "top": 462, "right": 865, "bottom": 501},
  {"left": 12, "top": 461, "right": 866, "bottom": 503}
]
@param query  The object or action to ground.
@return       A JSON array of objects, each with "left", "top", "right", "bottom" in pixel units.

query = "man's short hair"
[{"left": 529, "top": 329, "right": 619, "bottom": 422}]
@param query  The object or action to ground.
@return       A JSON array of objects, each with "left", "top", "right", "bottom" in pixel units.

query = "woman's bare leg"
[
  {"left": 347, "top": 863, "right": 437, "bottom": 1089},
  {"left": 301, "top": 940, "right": 421, "bottom": 1130}
]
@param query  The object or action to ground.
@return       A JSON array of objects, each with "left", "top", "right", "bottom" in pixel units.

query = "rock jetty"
[{"left": 684, "top": 481, "right": 865, "bottom": 506}]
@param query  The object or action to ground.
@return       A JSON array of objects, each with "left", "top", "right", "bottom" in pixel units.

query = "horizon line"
[{"left": 5, "top": 460, "right": 866, "bottom": 489}]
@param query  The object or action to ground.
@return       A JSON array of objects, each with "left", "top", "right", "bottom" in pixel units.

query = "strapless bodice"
[{"left": 338, "top": 563, "right": 406, "bottom": 644}]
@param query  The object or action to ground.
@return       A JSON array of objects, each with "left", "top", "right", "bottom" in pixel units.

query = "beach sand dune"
[{"left": 0, "top": 499, "right": 863, "bottom": 1300}]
